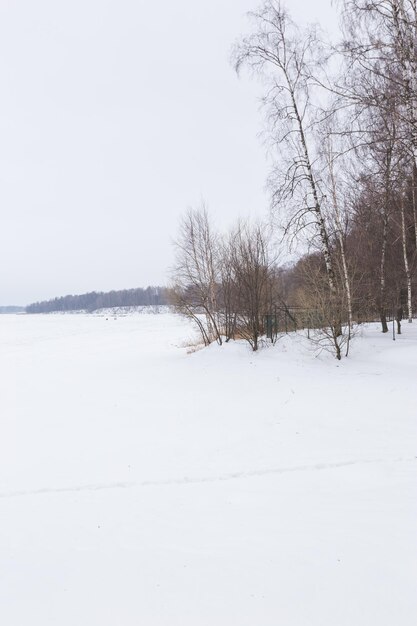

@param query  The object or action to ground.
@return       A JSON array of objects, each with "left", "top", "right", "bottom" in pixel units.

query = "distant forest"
[
  {"left": 0, "top": 306, "right": 25, "bottom": 314},
  {"left": 26, "top": 286, "right": 168, "bottom": 314}
]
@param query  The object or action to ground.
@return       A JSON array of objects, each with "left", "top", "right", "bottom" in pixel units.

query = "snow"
[{"left": 0, "top": 313, "right": 416, "bottom": 625}]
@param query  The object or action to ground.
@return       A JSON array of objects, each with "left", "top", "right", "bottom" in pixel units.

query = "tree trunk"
[
  {"left": 289, "top": 88, "right": 337, "bottom": 296},
  {"left": 380, "top": 207, "right": 389, "bottom": 333},
  {"left": 400, "top": 195, "right": 413, "bottom": 322},
  {"left": 327, "top": 148, "right": 353, "bottom": 340},
  {"left": 289, "top": 89, "right": 342, "bottom": 343},
  {"left": 412, "top": 165, "right": 417, "bottom": 250}
]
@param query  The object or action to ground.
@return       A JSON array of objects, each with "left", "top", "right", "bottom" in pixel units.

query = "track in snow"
[{"left": 0, "top": 456, "right": 414, "bottom": 500}]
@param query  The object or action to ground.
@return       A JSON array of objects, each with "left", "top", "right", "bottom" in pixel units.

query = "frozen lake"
[{"left": 1, "top": 312, "right": 416, "bottom": 625}]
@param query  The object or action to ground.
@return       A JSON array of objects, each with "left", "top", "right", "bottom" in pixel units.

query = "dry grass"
[{"left": 179, "top": 337, "right": 206, "bottom": 354}]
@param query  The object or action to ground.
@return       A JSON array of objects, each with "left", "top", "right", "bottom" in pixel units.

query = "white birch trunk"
[
  {"left": 400, "top": 195, "right": 413, "bottom": 322},
  {"left": 327, "top": 147, "right": 353, "bottom": 333},
  {"left": 289, "top": 89, "right": 336, "bottom": 295}
]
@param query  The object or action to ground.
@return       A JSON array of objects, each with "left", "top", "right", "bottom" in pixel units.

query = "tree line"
[
  {"left": 171, "top": 0, "right": 417, "bottom": 358},
  {"left": 0, "top": 306, "right": 25, "bottom": 314},
  {"left": 26, "top": 286, "right": 168, "bottom": 314}
]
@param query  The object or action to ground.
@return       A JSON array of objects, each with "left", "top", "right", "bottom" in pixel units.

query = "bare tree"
[
  {"left": 335, "top": 47, "right": 405, "bottom": 331},
  {"left": 398, "top": 185, "right": 414, "bottom": 321},
  {"left": 319, "top": 126, "right": 354, "bottom": 337},
  {"left": 340, "top": 0, "right": 417, "bottom": 264},
  {"left": 229, "top": 221, "right": 276, "bottom": 351},
  {"left": 299, "top": 261, "right": 352, "bottom": 360},
  {"left": 172, "top": 207, "right": 286, "bottom": 351},
  {"left": 171, "top": 206, "right": 223, "bottom": 346},
  {"left": 233, "top": 1, "right": 338, "bottom": 301},
  {"left": 218, "top": 234, "right": 239, "bottom": 342}
]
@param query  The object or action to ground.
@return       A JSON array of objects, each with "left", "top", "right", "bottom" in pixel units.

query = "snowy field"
[{"left": 1, "top": 312, "right": 416, "bottom": 626}]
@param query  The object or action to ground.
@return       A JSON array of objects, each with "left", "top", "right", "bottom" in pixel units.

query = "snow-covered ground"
[{"left": 1, "top": 313, "right": 416, "bottom": 625}]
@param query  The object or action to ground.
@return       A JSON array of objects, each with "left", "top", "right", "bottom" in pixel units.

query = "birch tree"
[
  {"left": 319, "top": 126, "right": 354, "bottom": 341},
  {"left": 233, "top": 1, "right": 337, "bottom": 298},
  {"left": 399, "top": 188, "right": 414, "bottom": 321}
]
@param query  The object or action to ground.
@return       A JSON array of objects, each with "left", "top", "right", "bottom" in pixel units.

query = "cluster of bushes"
[{"left": 171, "top": 208, "right": 295, "bottom": 351}]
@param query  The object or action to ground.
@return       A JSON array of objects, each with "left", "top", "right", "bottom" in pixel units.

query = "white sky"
[{"left": 0, "top": 0, "right": 338, "bottom": 305}]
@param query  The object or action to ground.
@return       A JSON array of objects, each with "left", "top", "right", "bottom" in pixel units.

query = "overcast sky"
[{"left": 0, "top": 0, "right": 338, "bottom": 305}]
